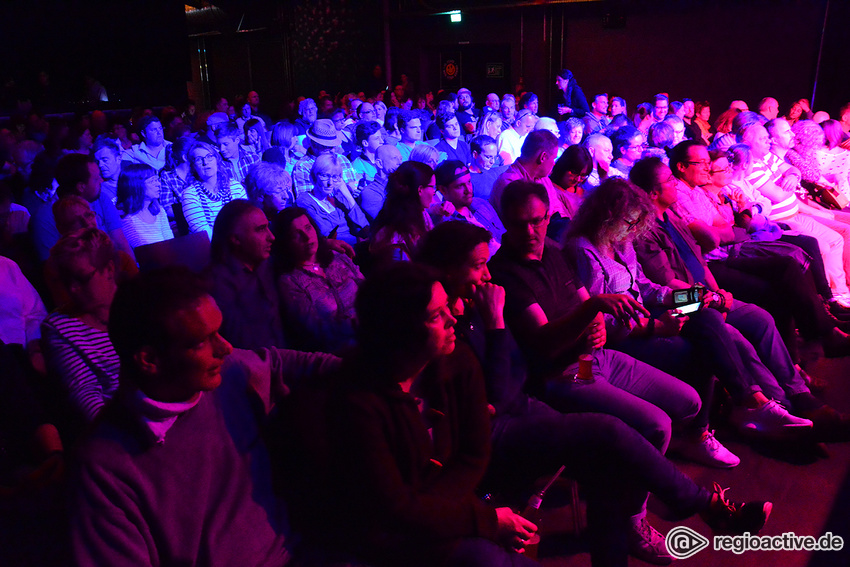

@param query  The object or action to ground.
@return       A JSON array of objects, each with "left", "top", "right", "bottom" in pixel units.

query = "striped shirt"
[
  {"left": 746, "top": 155, "right": 799, "bottom": 220},
  {"left": 121, "top": 207, "right": 174, "bottom": 248},
  {"left": 181, "top": 178, "right": 248, "bottom": 239},
  {"left": 42, "top": 312, "right": 120, "bottom": 422}
]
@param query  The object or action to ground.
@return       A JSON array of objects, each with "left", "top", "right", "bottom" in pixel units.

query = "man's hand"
[
  {"left": 429, "top": 201, "right": 455, "bottom": 218},
  {"left": 590, "top": 293, "right": 649, "bottom": 323},
  {"left": 585, "top": 312, "right": 606, "bottom": 349},
  {"left": 496, "top": 507, "right": 538, "bottom": 552},
  {"left": 472, "top": 282, "right": 506, "bottom": 330}
]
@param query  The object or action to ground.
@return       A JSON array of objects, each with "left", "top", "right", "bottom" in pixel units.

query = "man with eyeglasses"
[
  {"left": 469, "top": 135, "right": 506, "bottom": 201},
  {"left": 496, "top": 108, "right": 537, "bottom": 166},
  {"left": 488, "top": 179, "right": 706, "bottom": 563},
  {"left": 651, "top": 94, "right": 669, "bottom": 123},
  {"left": 610, "top": 126, "right": 646, "bottom": 177}
]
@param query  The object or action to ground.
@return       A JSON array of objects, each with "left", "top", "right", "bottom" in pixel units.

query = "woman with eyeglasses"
[
  {"left": 610, "top": 126, "right": 647, "bottom": 176},
  {"left": 565, "top": 177, "right": 815, "bottom": 464},
  {"left": 294, "top": 153, "right": 368, "bottom": 245},
  {"left": 547, "top": 145, "right": 592, "bottom": 241},
  {"left": 181, "top": 141, "right": 248, "bottom": 240}
]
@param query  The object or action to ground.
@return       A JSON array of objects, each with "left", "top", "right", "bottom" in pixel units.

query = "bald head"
[
  {"left": 376, "top": 144, "right": 403, "bottom": 176},
  {"left": 759, "top": 97, "right": 779, "bottom": 120}
]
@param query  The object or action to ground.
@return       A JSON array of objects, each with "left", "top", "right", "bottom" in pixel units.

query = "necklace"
[{"left": 302, "top": 262, "right": 322, "bottom": 272}]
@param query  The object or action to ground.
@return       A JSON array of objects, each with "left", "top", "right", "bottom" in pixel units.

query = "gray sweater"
[{"left": 71, "top": 348, "right": 340, "bottom": 567}]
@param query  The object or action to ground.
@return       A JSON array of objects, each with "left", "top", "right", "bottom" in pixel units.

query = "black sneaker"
[{"left": 701, "top": 483, "right": 772, "bottom": 534}]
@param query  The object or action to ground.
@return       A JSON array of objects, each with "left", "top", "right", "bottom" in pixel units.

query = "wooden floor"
[{"left": 537, "top": 349, "right": 850, "bottom": 567}]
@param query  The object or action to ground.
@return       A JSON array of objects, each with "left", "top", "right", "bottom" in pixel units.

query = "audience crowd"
[{"left": 5, "top": 71, "right": 850, "bottom": 567}]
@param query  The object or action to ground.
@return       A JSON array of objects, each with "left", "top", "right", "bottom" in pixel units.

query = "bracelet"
[{"left": 646, "top": 317, "right": 655, "bottom": 337}]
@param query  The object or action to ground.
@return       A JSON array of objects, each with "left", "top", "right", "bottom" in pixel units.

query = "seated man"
[
  {"left": 469, "top": 135, "right": 507, "bottom": 200},
  {"left": 488, "top": 180, "right": 701, "bottom": 454},
  {"left": 124, "top": 116, "right": 171, "bottom": 173},
  {"left": 394, "top": 110, "right": 427, "bottom": 162},
  {"left": 359, "top": 144, "right": 402, "bottom": 223},
  {"left": 496, "top": 108, "right": 536, "bottom": 166},
  {"left": 434, "top": 160, "right": 505, "bottom": 255},
  {"left": 490, "top": 130, "right": 561, "bottom": 220},
  {"left": 216, "top": 122, "right": 260, "bottom": 185},
  {"left": 93, "top": 136, "right": 123, "bottom": 204},
  {"left": 455, "top": 87, "right": 481, "bottom": 136},
  {"left": 31, "top": 153, "right": 134, "bottom": 262},
  {"left": 350, "top": 120, "right": 383, "bottom": 188},
  {"left": 207, "top": 200, "right": 286, "bottom": 350},
  {"left": 499, "top": 94, "right": 516, "bottom": 131},
  {"left": 581, "top": 132, "right": 623, "bottom": 192},
  {"left": 293, "top": 98, "right": 318, "bottom": 135},
  {"left": 582, "top": 93, "right": 610, "bottom": 136},
  {"left": 71, "top": 267, "right": 340, "bottom": 566},
  {"left": 434, "top": 109, "right": 473, "bottom": 167}
]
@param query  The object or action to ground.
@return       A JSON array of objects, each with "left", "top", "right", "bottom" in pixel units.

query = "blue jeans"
[
  {"left": 724, "top": 300, "right": 810, "bottom": 404},
  {"left": 540, "top": 349, "right": 701, "bottom": 453}
]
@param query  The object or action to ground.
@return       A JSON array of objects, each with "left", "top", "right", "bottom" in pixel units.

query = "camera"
[{"left": 672, "top": 285, "right": 704, "bottom": 315}]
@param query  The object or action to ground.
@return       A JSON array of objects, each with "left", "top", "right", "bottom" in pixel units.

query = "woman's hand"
[
  {"left": 655, "top": 310, "right": 687, "bottom": 337},
  {"left": 472, "top": 283, "right": 506, "bottom": 330},
  {"left": 590, "top": 293, "right": 649, "bottom": 323},
  {"left": 495, "top": 507, "right": 538, "bottom": 552},
  {"left": 557, "top": 105, "right": 571, "bottom": 115}
]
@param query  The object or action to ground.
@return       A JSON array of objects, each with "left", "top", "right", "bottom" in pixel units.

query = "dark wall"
[
  {"left": 391, "top": 0, "right": 848, "bottom": 118},
  {"left": 0, "top": 0, "right": 189, "bottom": 110}
]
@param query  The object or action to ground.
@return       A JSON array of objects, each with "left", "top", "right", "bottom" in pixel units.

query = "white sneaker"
[
  {"left": 675, "top": 430, "right": 740, "bottom": 468},
  {"left": 628, "top": 516, "right": 673, "bottom": 565},
  {"left": 731, "top": 400, "right": 813, "bottom": 436}
]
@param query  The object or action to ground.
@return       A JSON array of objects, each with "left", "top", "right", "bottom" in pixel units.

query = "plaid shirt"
[
  {"left": 222, "top": 148, "right": 261, "bottom": 184},
  {"left": 159, "top": 169, "right": 191, "bottom": 207},
  {"left": 292, "top": 151, "right": 359, "bottom": 197}
]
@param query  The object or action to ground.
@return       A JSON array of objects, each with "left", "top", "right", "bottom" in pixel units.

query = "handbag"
[{"left": 801, "top": 180, "right": 850, "bottom": 210}]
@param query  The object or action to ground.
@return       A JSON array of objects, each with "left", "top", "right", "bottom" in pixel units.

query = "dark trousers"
[{"left": 489, "top": 402, "right": 711, "bottom": 567}]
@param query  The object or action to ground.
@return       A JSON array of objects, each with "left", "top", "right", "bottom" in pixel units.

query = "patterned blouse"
[{"left": 277, "top": 251, "right": 364, "bottom": 353}]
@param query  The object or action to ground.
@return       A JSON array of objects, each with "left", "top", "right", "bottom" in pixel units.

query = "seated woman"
[
  {"left": 273, "top": 207, "right": 363, "bottom": 353},
  {"left": 568, "top": 177, "right": 815, "bottom": 445},
  {"left": 244, "top": 117, "right": 271, "bottom": 156},
  {"left": 408, "top": 143, "right": 441, "bottom": 171},
  {"left": 546, "top": 145, "right": 592, "bottom": 241},
  {"left": 564, "top": 117, "right": 584, "bottom": 147},
  {"left": 181, "top": 141, "right": 248, "bottom": 240},
  {"left": 116, "top": 163, "right": 174, "bottom": 248},
  {"left": 370, "top": 161, "right": 446, "bottom": 263},
  {"left": 518, "top": 92, "right": 539, "bottom": 115},
  {"left": 244, "top": 161, "right": 294, "bottom": 220},
  {"left": 294, "top": 153, "right": 368, "bottom": 245},
  {"left": 263, "top": 121, "right": 302, "bottom": 175},
  {"left": 418, "top": 220, "right": 773, "bottom": 565},
  {"left": 41, "top": 228, "right": 120, "bottom": 424},
  {"left": 327, "top": 262, "right": 539, "bottom": 567}
]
